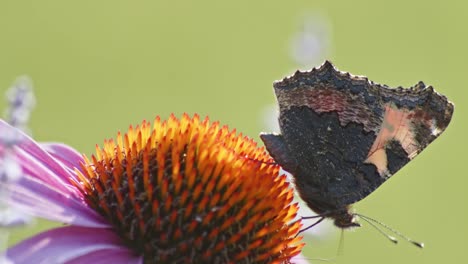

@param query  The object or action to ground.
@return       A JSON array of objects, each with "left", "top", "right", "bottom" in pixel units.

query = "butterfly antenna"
[
  {"left": 355, "top": 213, "right": 424, "bottom": 248},
  {"left": 356, "top": 214, "right": 399, "bottom": 245}
]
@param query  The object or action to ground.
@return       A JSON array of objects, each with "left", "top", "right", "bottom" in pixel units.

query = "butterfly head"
[{"left": 332, "top": 209, "right": 361, "bottom": 229}]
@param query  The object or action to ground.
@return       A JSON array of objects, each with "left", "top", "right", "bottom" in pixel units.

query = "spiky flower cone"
[{"left": 73, "top": 114, "right": 303, "bottom": 263}]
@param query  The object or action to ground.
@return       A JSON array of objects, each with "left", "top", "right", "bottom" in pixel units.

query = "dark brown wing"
[{"left": 262, "top": 61, "right": 453, "bottom": 210}]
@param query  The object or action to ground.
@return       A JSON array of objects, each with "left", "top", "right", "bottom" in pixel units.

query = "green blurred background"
[{"left": 0, "top": 1, "right": 466, "bottom": 263}]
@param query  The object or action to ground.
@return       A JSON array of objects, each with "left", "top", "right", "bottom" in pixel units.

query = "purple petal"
[
  {"left": 0, "top": 120, "right": 108, "bottom": 227},
  {"left": 40, "top": 143, "right": 85, "bottom": 174},
  {"left": 5, "top": 226, "right": 140, "bottom": 264},
  {"left": 0, "top": 255, "right": 14, "bottom": 264},
  {"left": 0, "top": 120, "right": 78, "bottom": 191},
  {"left": 67, "top": 249, "right": 143, "bottom": 264},
  {"left": 4, "top": 174, "right": 107, "bottom": 227}
]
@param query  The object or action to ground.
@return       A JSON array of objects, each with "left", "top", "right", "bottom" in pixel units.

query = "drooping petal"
[
  {"left": 0, "top": 120, "right": 107, "bottom": 227},
  {"left": 40, "top": 143, "right": 85, "bottom": 175},
  {"left": 5, "top": 226, "right": 140, "bottom": 264},
  {"left": 4, "top": 174, "right": 107, "bottom": 227},
  {"left": 0, "top": 120, "right": 80, "bottom": 190}
]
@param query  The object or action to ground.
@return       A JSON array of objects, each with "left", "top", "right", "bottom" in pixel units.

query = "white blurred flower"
[
  {"left": 0, "top": 207, "right": 33, "bottom": 227},
  {"left": 290, "top": 13, "right": 332, "bottom": 68},
  {"left": 0, "top": 152, "right": 22, "bottom": 183},
  {"left": 4, "top": 76, "right": 36, "bottom": 134},
  {"left": 1, "top": 76, "right": 36, "bottom": 229}
]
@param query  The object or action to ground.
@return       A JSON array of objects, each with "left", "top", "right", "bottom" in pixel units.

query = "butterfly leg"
[{"left": 299, "top": 216, "right": 326, "bottom": 234}]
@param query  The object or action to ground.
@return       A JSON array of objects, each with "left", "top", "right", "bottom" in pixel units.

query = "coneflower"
[{"left": 1, "top": 113, "right": 304, "bottom": 263}]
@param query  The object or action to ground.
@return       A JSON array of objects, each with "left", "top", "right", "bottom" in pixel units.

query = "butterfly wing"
[{"left": 263, "top": 61, "right": 453, "bottom": 210}]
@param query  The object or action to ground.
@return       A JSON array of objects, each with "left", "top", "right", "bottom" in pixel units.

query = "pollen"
[{"left": 72, "top": 114, "right": 303, "bottom": 263}]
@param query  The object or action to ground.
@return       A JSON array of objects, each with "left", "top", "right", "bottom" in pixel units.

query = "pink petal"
[
  {"left": 4, "top": 174, "right": 107, "bottom": 227},
  {"left": 5, "top": 226, "right": 140, "bottom": 264},
  {"left": 0, "top": 120, "right": 77, "bottom": 191},
  {"left": 40, "top": 142, "right": 85, "bottom": 174},
  {"left": 0, "top": 120, "right": 107, "bottom": 227}
]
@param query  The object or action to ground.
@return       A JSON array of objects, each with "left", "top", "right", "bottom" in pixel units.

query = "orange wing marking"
[{"left": 364, "top": 103, "right": 418, "bottom": 177}]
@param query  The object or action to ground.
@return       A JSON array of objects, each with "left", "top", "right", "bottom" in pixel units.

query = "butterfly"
[{"left": 260, "top": 61, "right": 453, "bottom": 238}]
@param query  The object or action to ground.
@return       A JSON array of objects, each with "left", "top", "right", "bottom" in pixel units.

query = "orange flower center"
[{"left": 72, "top": 114, "right": 303, "bottom": 263}]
